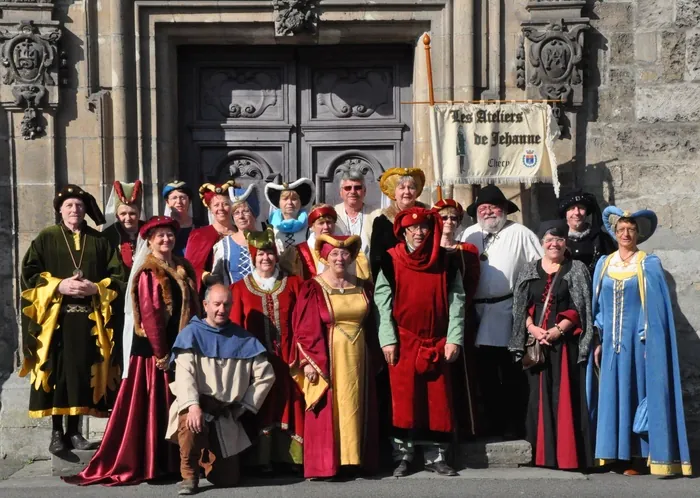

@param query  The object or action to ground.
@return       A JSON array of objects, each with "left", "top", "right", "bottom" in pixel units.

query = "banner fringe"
[{"left": 435, "top": 176, "right": 554, "bottom": 187}]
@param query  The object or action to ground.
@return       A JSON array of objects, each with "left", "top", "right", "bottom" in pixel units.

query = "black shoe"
[
  {"left": 424, "top": 461, "right": 458, "bottom": 476},
  {"left": 66, "top": 432, "right": 97, "bottom": 451},
  {"left": 49, "top": 430, "right": 66, "bottom": 455},
  {"left": 393, "top": 460, "right": 410, "bottom": 477}
]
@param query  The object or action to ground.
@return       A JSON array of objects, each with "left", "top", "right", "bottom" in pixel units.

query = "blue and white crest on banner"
[{"left": 522, "top": 149, "right": 538, "bottom": 168}]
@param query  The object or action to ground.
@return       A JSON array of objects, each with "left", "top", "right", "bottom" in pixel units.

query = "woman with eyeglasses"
[
  {"left": 210, "top": 184, "right": 261, "bottom": 286},
  {"left": 434, "top": 198, "right": 481, "bottom": 439},
  {"left": 509, "top": 220, "right": 594, "bottom": 470},
  {"left": 585, "top": 208, "right": 691, "bottom": 476}
]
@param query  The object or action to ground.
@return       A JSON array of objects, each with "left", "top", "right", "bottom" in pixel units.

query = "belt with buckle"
[
  {"left": 473, "top": 293, "right": 513, "bottom": 305},
  {"left": 61, "top": 304, "right": 92, "bottom": 314}
]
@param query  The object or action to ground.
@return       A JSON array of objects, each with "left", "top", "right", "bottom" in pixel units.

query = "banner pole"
[{"left": 423, "top": 33, "right": 443, "bottom": 201}]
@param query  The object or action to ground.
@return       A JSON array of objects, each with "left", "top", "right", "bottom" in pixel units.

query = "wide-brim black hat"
[
  {"left": 557, "top": 190, "right": 598, "bottom": 218},
  {"left": 466, "top": 185, "right": 520, "bottom": 218},
  {"left": 54, "top": 184, "right": 106, "bottom": 225}
]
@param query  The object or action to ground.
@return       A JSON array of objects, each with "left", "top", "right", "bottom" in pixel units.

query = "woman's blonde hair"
[{"left": 280, "top": 190, "right": 301, "bottom": 202}]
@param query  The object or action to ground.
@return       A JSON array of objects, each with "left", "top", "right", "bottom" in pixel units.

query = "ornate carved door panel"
[
  {"left": 178, "top": 45, "right": 412, "bottom": 222},
  {"left": 298, "top": 45, "right": 413, "bottom": 208}
]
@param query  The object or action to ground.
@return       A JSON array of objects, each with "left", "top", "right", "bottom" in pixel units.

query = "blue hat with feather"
[{"left": 602, "top": 206, "right": 658, "bottom": 244}]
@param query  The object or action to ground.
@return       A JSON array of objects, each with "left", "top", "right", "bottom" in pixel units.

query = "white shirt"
[
  {"left": 461, "top": 221, "right": 543, "bottom": 347},
  {"left": 334, "top": 202, "right": 371, "bottom": 256}
]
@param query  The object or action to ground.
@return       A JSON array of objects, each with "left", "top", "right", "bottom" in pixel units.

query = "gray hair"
[
  {"left": 340, "top": 169, "right": 366, "bottom": 185},
  {"left": 204, "top": 282, "right": 231, "bottom": 302},
  {"left": 397, "top": 175, "right": 417, "bottom": 187}
]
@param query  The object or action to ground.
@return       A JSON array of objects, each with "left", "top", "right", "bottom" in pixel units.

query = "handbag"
[{"left": 522, "top": 267, "right": 562, "bottom": 371}]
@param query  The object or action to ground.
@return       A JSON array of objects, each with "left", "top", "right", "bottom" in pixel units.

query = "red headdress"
[
  {"left": 198, "top": 181, "right": 236, "bottom": 208},
  {"left": 314, "top": 234, "right": 362, "bottom": 266},
  {"left": 433, "top": 198, "right": 464, "bottom": 221},
  {"left": 139, "top": 216, "right": 180, "bottom": 239},
  {"left": 392, "top": 207, "right": 443, "bottom": 271},
  {"left": 308, "top": 204, "right": 338, "bottom": 226}
]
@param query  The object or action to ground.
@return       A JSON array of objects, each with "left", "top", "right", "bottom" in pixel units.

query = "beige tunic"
[{"left": 166, "top": 352, "right": 275, "bottom": 457}]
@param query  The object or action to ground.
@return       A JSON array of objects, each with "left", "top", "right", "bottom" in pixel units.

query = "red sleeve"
[
  {"left": 229, "top": 281, "right": 246, "bottom": 326},
  {"left": 528, "top": 303, "right": 536, "bottom": 320},
  {"left": 556, "top": 309, "right": 582, "bottom": 336},
  {"left": 138, "top": 270, "right": 169, "bottom": 358},
  {"left": 290, "top": 280, "right": 330, "bottom": 379}
]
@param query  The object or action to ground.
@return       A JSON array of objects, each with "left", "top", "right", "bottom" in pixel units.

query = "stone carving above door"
[
  {"left": 523, "top": 21, "right": 588, "bottom": 106},
  {"left": 201, "top": 68, "right": 281, "bottom": 120},
  {"left": 314, "top": 68, "right": 393, "bottom": 119},
  {"left": 0, "top": 20, "right": 63, "bottom": 139},
  {"left": 316, "top": 150, "right": 384, "bottom": 205},
  {"left": 273, "top": 0, "right": 318, "bottom": 37}
]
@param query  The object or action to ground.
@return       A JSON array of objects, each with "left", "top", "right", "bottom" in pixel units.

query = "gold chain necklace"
[{"left": 60, "top": 227, "right": 87, "bottom": 278}]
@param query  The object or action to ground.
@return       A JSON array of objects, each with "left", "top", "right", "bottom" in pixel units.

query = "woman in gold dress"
[{"left": 290, "top": 234, "right": 379, "bottom": 479}]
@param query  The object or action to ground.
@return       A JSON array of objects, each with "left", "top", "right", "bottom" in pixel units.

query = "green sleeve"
[
  {"left": 373, "top": 269, "right": 397, "bottom": 347},
  {"left": 21, "top": 234, "right": 47, "bottom": 291},
  {"left": 446, "top": 270, "right": 466, "bottom": 346},
  {"left": 103, "top": 238, "right": 127, "bottom": 294}
]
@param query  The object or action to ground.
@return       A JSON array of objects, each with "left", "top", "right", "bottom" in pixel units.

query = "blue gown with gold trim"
[{"left": 585, "top": 252, "right": 692, "bottom": 476}]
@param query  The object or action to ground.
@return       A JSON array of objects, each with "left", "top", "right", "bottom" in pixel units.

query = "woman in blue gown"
[{"left": 586, "top": 207, "right": 691, "bottom": 476}]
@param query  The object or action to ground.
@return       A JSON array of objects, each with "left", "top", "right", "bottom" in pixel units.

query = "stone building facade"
[{"left": 0, "top": 0, "right": 698, "bottom": 459}]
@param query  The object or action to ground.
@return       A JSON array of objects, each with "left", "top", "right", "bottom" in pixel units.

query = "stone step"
[
  {"left": 49, "top": 438, "right": 532, "bottom": 477},
  {"left": 457, "top": 439, "right": 532, "bottom": 468},
  {"left": 51, "top": 449, "right": 96, "bottom": 477}
]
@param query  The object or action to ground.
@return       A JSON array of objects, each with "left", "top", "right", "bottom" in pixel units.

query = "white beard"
[{"left": 478, "top": 214, "right": 507, "bottom": 234}]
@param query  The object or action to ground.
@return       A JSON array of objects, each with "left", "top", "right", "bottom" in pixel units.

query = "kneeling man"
[
  {"left": 167, "top": 284, "right": 275, "bottom": 494},
  {"left": 374, "top": 207, "right": 466, "bottom": 477}
]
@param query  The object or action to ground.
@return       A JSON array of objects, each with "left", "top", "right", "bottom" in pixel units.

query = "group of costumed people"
[{"left": 18, "top": 170, "right": 692, "bottom": 495}]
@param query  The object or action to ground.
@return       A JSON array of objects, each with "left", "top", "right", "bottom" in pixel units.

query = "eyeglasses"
[
  {"left": 615, "top": 227, "right": 638, "bottom": 235},
  {"left": 406, "top": 225, "right": 430, "bottom": 233},
  {"left": 441, "top": 215, "right": 459, "bottom": 222},
  {"left": 343, "top": 185, "right": 364, "bottom": 192},
  {"left": 543, "top": 237, "right": 566, "bottom": 244},
  {"left": 233, "top": 209, "right": 252, "bottom": 217}
]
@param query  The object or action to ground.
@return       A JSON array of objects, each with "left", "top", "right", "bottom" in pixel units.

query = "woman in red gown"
[
  {"left": 229, "top": 228, "right": 305, "bottom": 471},
  {"left": 66, "top": 216, "right": 200, "bottom": 486},
  {"left": 434, "top": 198, "right": 481, "bottom": 438}
]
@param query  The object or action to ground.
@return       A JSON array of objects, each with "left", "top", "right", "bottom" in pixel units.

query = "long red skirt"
[{"left": 64, "top": 355, "right": 178, "bottom": 486}]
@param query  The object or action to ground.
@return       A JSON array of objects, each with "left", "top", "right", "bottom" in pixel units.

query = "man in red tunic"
[{"left": 374, "top": 207, "right": 466, "bottom": 477}]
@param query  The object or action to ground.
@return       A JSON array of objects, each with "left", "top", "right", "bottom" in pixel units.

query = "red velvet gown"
[
  {"left": 229, "top": 272, "right": 305, "bottom": 464},
  {"left": 184, "top": 225, "right": 220, "bottom": 293},
  {"left": 66, "top": 255, "right": 199, "bottom": 486},
  {"left": 525, "top": 260, "right": 592, "bottom": 469},
  {"left": 446, "top": 242, "right": 481, "bottom": 438},
  {"left": 290, "top": 278, "right": 379, "bottom": 478}
]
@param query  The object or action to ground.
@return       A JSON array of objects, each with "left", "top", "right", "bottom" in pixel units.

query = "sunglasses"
[
  {"left": 343, "top": 185, "right": 363, "bottom": 192},
  {"left": 441, "top": 215, "right": 459, "bottom": 222}
]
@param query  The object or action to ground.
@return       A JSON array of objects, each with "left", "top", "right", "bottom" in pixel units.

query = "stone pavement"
[{"left": 0, "top": 460, "right": 698, "bottom": 498}]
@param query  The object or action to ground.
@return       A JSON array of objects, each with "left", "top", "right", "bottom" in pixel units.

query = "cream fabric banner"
[{"left": 429, "top": 103, "right": 560, "bottom": 195}]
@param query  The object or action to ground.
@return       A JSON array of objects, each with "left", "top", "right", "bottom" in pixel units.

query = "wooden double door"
[{"left": 178, "top": 44, "right": 413, "bottom": 221}]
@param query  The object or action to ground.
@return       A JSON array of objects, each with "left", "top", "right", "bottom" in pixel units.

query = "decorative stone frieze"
[
  {"left": 273, "top": 0, "right": 318, "bottom": 36},
  {"left": 0, "top": 20, "right": 63, "bottom": 139}
]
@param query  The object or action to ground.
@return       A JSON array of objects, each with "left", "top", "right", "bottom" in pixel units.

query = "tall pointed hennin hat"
[{"left": 104, "top": 180, "right": 144, "bottom": 226}]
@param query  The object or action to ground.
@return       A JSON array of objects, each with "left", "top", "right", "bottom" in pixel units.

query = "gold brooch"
[{"left": 412, "top": 213, "right": 418, "bottom": 219}]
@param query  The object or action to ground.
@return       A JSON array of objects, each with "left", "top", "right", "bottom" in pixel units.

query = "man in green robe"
[{"left": 19, "top": 185, "right": 126, "bottom": 454}]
